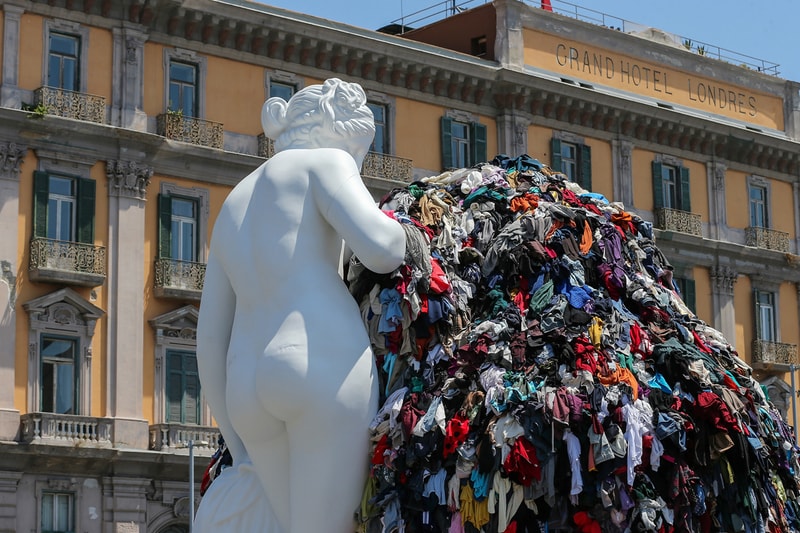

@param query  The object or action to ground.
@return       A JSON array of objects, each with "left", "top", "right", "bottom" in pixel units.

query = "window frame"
[
  {"left": 551, "top": 132, "right": 592, "bottom": 190},
  {"left": 42, "top": 19, "right": 89, "bottom": 93},
  {"left": 158, "top": 183, "right": 209, "bottom": 263},
  {"left": 40, "top": 490, "right": 75, "bottom": 533},
  {"left": 265, "top": 70, "right": 303, "bottom": 101},
  {"left": 366, "top": 91, "right": 396, "bottom": 156},
  {"left": 163, "top": 48, "right": 207, "bottom": 118},
  {"left": 167, "top": 60, "right": 198, "bottom": 117},
  {"left": 23, "top": 288, "right": 103, "bottom": 416},
  {"left": 165, "top": 349, "right": 201, "bottom": 425},
  {"left": 33, "top": 170, "right": 96, "bottom": 245},
  {"left": 747, "top": 175, "right": 771, "bottom": 229},
  {"left": 652, "top": 154, "right": 690, "bottom": 212},
  {"left": 47, "top": 32, "right": 80, "bottom": 92},
  {"left": 755, "top": 288, "right": 778, "bottom": 342},
  {"left": 441, "top": 109, "right": 487, "bottom": 170},
  {"left": 39, "top": 333, "right": 79, "bottom": 415}
]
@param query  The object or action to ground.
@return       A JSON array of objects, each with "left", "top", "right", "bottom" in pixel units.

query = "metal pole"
[
  {"left": 791, "top": 365, "right": 798, "bottom": 446},
  {"left": 189, "top": 439, "right": 195, "bottom": 531}
]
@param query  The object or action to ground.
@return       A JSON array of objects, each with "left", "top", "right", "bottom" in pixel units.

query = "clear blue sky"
[{"left": 253, "top": 0, "right": 800, "bottom": 83}]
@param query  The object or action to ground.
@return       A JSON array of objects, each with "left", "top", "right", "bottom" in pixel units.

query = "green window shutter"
[
  {"left": 753, "top": 289, "right": 762, "bottom": 340},
  {"left": 683, "top": 278, "right": 696, "bottom": 314},
  {"left": 441, "top": 116, "right": 453, "bottom": 169},
  {"left": 652, "top": 161, "right": 664, "bottom": 210},
  {"left": 184, "top": 355, "right": 200, "bottom": 425},
  {"left": 158, "top": 194, "right": 172, "bottom": 258},
  {"left": 33, "top": 171, "right": 50, "bottom": 238},
  {"left": 470, "top": 122, "right": 487, "bottom": 166},
  {"left": 579, "top": 143, "right": 592, "bottom": 191},
  {"left": 550, "top": 138, "right": 562, "bottom": 173},
  {"left": 679, "top": 166, "right": 691, "bottom": 212},
  {"left": 76, "top": 178, "right": 96, "bottom": 244}
]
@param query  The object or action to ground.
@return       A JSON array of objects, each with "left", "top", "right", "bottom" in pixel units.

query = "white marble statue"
[{"left": 194, "top": 78, "right": 406, "bottom": 533}]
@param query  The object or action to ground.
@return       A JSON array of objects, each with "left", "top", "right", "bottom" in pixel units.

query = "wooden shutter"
[
  {"left": 682, "top": 278, "right": 696, "bottom": 314},
  {"left": 76, "top": 178, "right": 96, "bottom": 244},
  {"left": 679, "top": 166, "right": 691, "bottom": 212},
  {"left": 184, "top": 355, "right": 200, "bottom": 424},
  {"left": 579, "top": 144, "right": 592, "bottom": 191},
  {"left": 33, "top": 171, "right": 50, "bottom": 238},
  {"left": 470, "top": 122, "right": 487, "bottom": 166},
  {"left": 550, "top": 138, "right": 562, "bottom": 173},
  {"left": 652, "top": 161, "right": 664, "bottom": 210},
  {"left": 158, "top": 194, "right": 172, "bottom": 258},
  {"left": 440, "top": 116, "right": 453, "bottom": 169},
  {"left": 166, "top": 351, "right": 183, "bottom": 422}
]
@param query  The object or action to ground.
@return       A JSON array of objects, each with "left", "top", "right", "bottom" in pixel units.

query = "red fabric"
[
  {"left": 372, "top": 434, "right": 391, "bottom": 465},
  {"left": 694, "top": 391, "right": 741, "bottom": 433},
  {"left": 443, "top": 414, "right": 470, "bottom": 458},
  {"left": 541, "top": 0, "right": 553, "bottom": 11},
  {"left": 691, "top": 331, "right": 713, "bottom": 354},
  {"left": 503, "top": 437, "right": 541, "bottom": 486},
  {"left": 430, "top": 258, "right": 451, "bottom": 294}
]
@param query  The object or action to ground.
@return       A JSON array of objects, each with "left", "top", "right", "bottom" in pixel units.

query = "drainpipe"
[
  {"left": 190, "top": 439, "right": 195, "bottom": 531},
  {"left": 792, "top": 366, "right": 799, "bottom": 446}
]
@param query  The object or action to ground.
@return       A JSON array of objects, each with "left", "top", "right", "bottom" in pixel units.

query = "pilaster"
[
  {"left": 707, "top": 161, "right": 727, "bottom": 241},
  {"left": 0, "top": 141, "right": 26, "bottom": 441},
  {"left": 112, "top": 25, "right": 148, "bottom": 130},
  {"left": 496, "top": 112, "right": 532, "bottom": 158},
  {"left": 793, "top": 182, "right": 800, "bottom": 255},
  {"left": 105, "top": 160, "right": 152, "bottom": 448},
  {"left": 711, "top": 265, "right": 738, "bottom": 348},
  {"left": 493, "top": 0, "right": 525, "bottom": 71},
  {"left": 0, "top": 472, "right": 22, "bottom": 533},
  {"left": 0, "top": 5, "right": 24, "bottom": 109},
  {"left": 611, "top": 139, "right": 633, "bottom": 206},
  {"left": 103, "top": 476, "right": 150, "bottom": 533},
  {"left": 785, "top": 81, "right": 800, "bottom": 142}
]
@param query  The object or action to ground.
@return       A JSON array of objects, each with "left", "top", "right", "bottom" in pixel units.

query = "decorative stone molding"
[
  {"left": 711, "top": 265, "right": 738, "bottom": 294},
  {"left": 106, "top": 159, "right": 153, "bottom": 200},
  {"left": 712, "top": 162, "right": 727, "bottom": 191},
  {"left": 0, "top": 141, "right": 25, "bottom": 178}
]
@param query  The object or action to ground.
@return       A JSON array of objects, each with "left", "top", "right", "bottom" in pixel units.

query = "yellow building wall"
[
  {"left": 87, "top": 27, "right": 113, "bottom": 100},
  {"left": 143, "top": 42, "right": 163, "bottom": 116},
  {"left": 205, "top": 55, "right": 264, "bottom": 134},
  {"left": 734, "top": 275, "right": 752, "bottom": 362},
  {"left": 693, "top": 266, "right": 712, "bottom": 326},
  {"left": 526, "top": 124, "right": 552, "bottom": 163},
  {"left": 18, "top": 13, "right": 44, "bottom": 91},
  {"left": 773, "top": 181, "right": 796, "bottom": 238},
  {"left": 142, "top": 175, "right": 232, "bottom": 423},
  {"left": 780, "top": 283, "right": 799, "bottom": 346},
  {"left": 14, "top": 157, "right": 109, "bottom": 418},
  {"left": 631, "top": 148, "right": 656, "bottom": 210},
  {"left": 586, "top": 137, "right": 612, "bottom": 201},
  {"left": 725, "top": 170, "right": 748, "bottom": 229},
  {"left": 685, "top": 159, "right": 708, "bottom": 221}
]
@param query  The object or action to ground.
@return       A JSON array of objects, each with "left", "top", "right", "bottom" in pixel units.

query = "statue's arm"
[
  {"left": 313, "top": 149, "right": 406, "bottom": 274},
  {"left": 197, "top": 247, "right": 247, "bottom": 463}
]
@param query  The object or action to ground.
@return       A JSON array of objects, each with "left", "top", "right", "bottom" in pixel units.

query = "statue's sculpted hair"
[{"left": 261, "top": 78, "right": 375, "bottom": 152}]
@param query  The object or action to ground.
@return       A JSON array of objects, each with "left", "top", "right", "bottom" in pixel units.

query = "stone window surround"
[
  {"left": 36, "top": 479, "right": 81, "bottom": 533},
  {"left": 160, "top": 182, "right": 210, "bottom": 263},
  {"left": 760, "top": 376, "right": 791, "bottom": 422},
  {"left": 366, "top": 90, "right": 397, "bottom": 156},
  {"left": 163, "top": 48, "right": 207, "bottom": 118},
  {"left": 23, "top": 289, "right": 103, "bottom": 415},
  {"left": 36, "top": 148, "right": 95, "bottom": 180},
  {"left": 264, "top": 69, "right": 303, "bottom": 100},
  {"left": 150, "top": 306, "right": 210, "bottom": 426},
  {"left": 42, "top": 18, "right": 90, "bottom": 93},
  {"left": 746, "top": 174, "right": 771, "bottom": 228},
  {"left": 552, "top": 130, "right": 585, "bottom": 146},
  {"left": 654, "top": 153, "right": 684, "bottom": 168},
  {"left": 445, "top": 108, "right": 479, "bottom": 124}
]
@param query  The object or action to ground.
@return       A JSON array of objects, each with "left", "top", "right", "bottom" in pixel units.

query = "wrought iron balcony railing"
[
  {"left": 149, "top": 423, "right": 220, "bottom": 456},
  {"left": 157, "top": 113, "right": 224, "bottom": 149},
  {"left": 655, "top": 207, "right": 702, "bottom": 237},
  {"left": 154, "top": 258, "right": 206, "bottom": 300},
  {"left": 257, "top": 133, "right": 275, "bottom": 159},
  {"left": 29, "top": 237, "right": 106, "bottom": 287},
  {"left": 20, "top": 413, "right": 112, "bottom": 447},
  {"left": 362, "top": 152, "right": 414, "bottom": 182},
  {"left": 745, "top": 226, "right": 790, "bottom": 253},
  {"left": 751, "top": 339, "right": 799, "bottom": 370},
  {"left": 33, "top": 86, "right": 107, "bottom": 124}
]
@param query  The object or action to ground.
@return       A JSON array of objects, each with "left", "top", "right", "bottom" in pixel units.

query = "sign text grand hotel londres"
[{"left": 523, "top": 29, "right": 785, "bottom": 131}]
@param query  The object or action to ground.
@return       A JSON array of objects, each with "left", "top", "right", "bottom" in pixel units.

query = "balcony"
[
  {"left": 362, "top": 152, "right": 414, "bottom": 182},
  {"left": 655, "top": 207, "right": 702, "bottom": 237},
  {"left": 154, "top": 258, "right": 206, "bottom": 301},
  {"left": 751, "top": 339, "right": 799, "bottom": 370},
  {"left": 157, "top": 112, "right": 223, "bottom": 149},
  {"left": 150, "top": 423, "right": 220, "bottom": 456},
  {"left": 257, "top": 133, "right": 275, "bottom": 159},
  {"left": 33, "top": 86, "right": 107, "bottom": 124},
  {"left": 745, "top": 226, "right": 790, "bottom": 253},
  {"left": 20, "top": 413, "right": 112, "bottom": 447},
  {"left": 29, "top": 237, "right": 106, "bottom": 287}
]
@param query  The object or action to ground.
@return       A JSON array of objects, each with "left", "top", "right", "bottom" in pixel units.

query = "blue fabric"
[{"left": 379, "top": 288, "right": 403, "bottom": 333}]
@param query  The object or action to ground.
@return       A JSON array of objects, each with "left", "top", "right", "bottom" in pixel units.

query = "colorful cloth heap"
[{"left": 349, "top": 155, "right": 800, "bottom": 533}]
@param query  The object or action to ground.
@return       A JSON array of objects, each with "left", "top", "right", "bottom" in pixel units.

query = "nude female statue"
[{"left": 194, "top": 78, "right": 406, "bottom": 533}]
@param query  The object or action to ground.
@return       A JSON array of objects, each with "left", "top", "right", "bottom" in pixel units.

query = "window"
[
  {"left": 749, "top": 181, "right": 768, "bottom": 228},
  {"left": 41, "top": 492, "right": 74, "bottom": 533},
  {"left": 269, "top": 81, "right": 296, "bottom": 102},
  {"left": 471, "top": 35, "right": 487, "bottom": 57},
  {"left": 441, "top": 114, "right": 486, "bottom": 169},
  {"left": 652, "top": 160, "right": 690, "bottom": 212},
  {"left": 755, "top": 290, "right": 776, "bottom": 342},
  {"left": 368, "top": 102, "right": 388, "bottom": 154},
  {"left": 551, "top": 135, "right": 592, "bottom": 190},
  {"left": 168, "top": 61, "right": 198, "bottom": 117},
  {"left": 158, "top": 184, "right": 208, "bottom": 263},
  {"left": 47, "top": 33, "right": 79, "bottom": 91},
  {"left": 674, "top": 277, "right": 696, "bottom": 314},
  {"left": 33, "top": 171, "right": 96, "bottom": 244},
  {"left": 40, "top": 335, "right": 78, "bottom": 414},
  {"left": 166, "top": 350, "right": 200, "bottom": 424}
]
